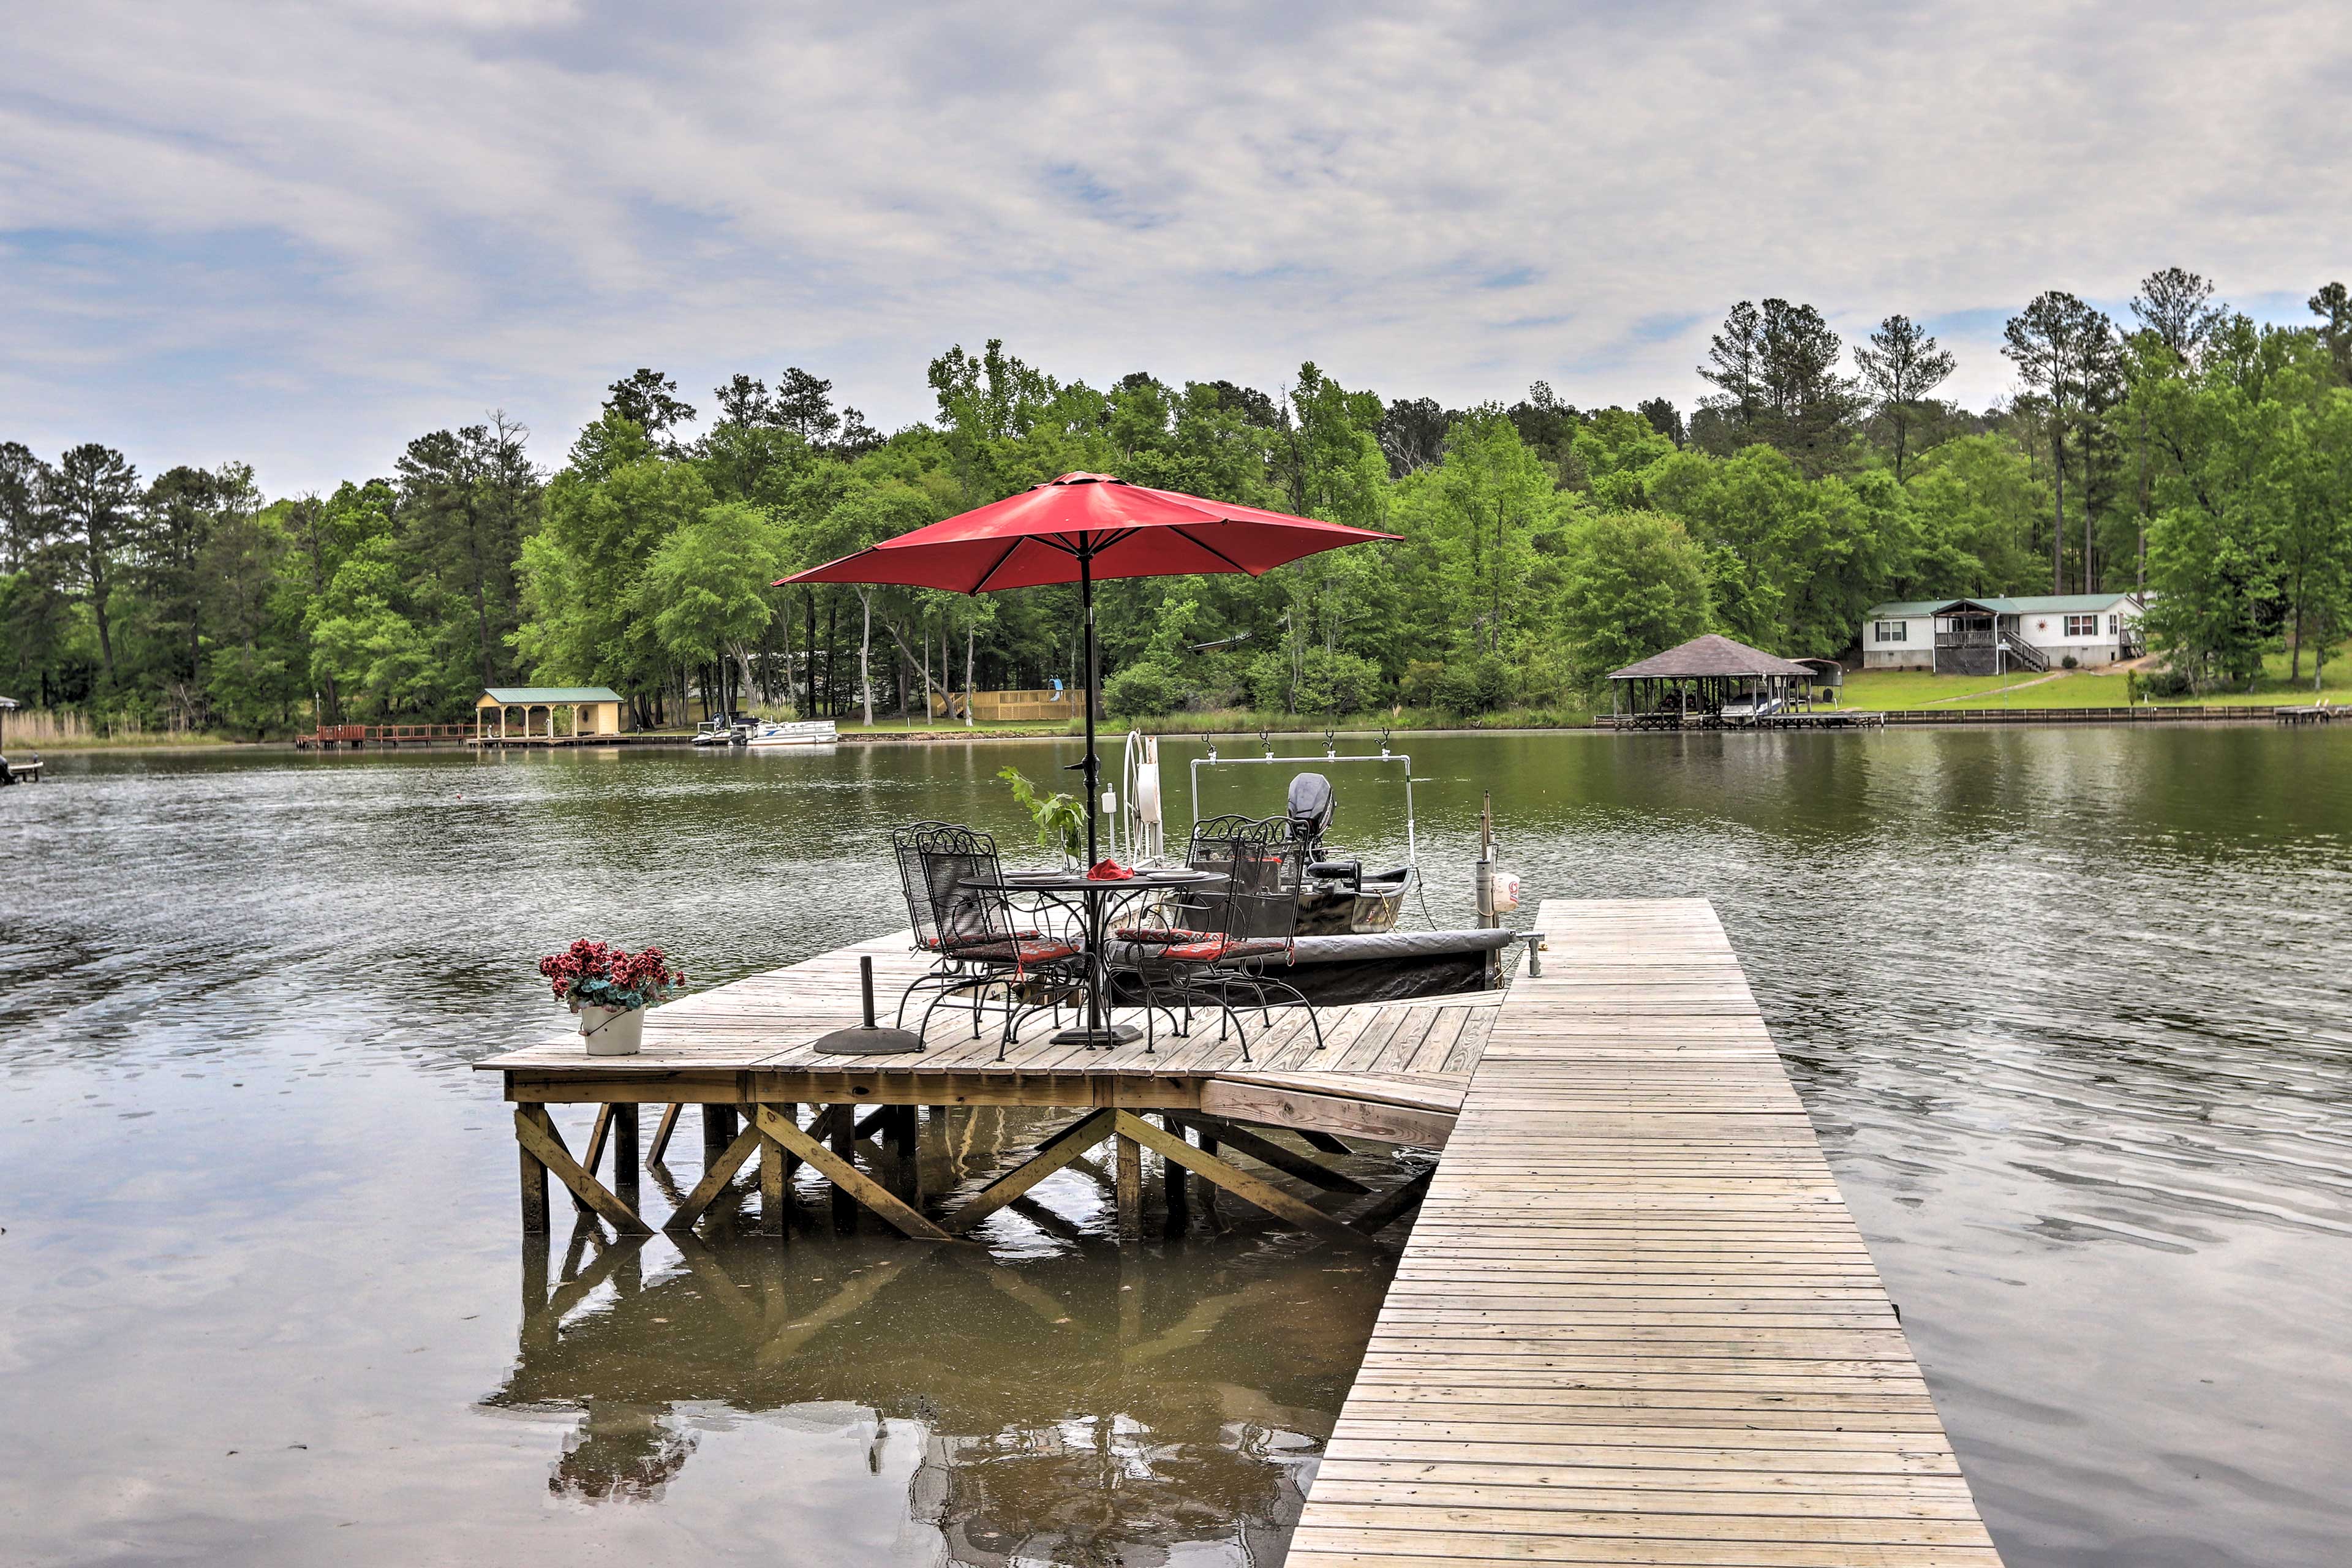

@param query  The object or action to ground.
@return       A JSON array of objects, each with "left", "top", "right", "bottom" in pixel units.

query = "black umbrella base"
[
  {"left": 1052, "top": 1022, "right": 1142, "bottom": 1047},
  {"left": 810, "top": 1025, "right": 926, "bottom": 1056}
]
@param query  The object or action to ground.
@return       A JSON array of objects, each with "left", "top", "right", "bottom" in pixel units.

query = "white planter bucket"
[{"left": 579, "top": 1004, "right": 644, "bottom": 1056}]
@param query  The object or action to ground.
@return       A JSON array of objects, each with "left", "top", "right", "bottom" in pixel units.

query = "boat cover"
[{"left": 1103, "top": 927, "right": 1515, "bottom": 1006}]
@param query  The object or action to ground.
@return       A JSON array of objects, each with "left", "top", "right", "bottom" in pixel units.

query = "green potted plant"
[
  {"left": 537, "top": 940, "right": 685, "bottom": 1055},
  {"left": 998, "top": 766, "right": 1086, "bottom": 867}
]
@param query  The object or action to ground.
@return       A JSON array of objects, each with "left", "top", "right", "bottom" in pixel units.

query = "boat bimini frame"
[
  {"left": 1113, "top": 728, "right": 1419, "bottom": 875},
  {"left": 1189, "top": 729, "right": 1417, "bottom": 880}
]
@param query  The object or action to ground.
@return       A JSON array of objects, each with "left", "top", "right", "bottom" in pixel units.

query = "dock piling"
[
  {"left": 758, "top": 1116, "right": 788, "bottom": 1236},
  {"left": 1115, "top": 1133, "right": 1142, "bottom": 1238},
  {"left": 1159, "top": 1115, "right": 1190, "bottom": 1233},
  {"left": 830, "top": 1105, "right": 858, "bottom": 1230},
  {"left": 611, "top": 1104, "right": 639, "bottom": 1210}
]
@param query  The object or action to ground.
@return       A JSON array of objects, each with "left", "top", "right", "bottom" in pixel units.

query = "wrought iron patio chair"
[
  {"left": 897, "top": 822, "right": 1084, "bottom": 1057},
  {"left": 1113, "top": 813, "right": 1322, "bottom": 1061}
]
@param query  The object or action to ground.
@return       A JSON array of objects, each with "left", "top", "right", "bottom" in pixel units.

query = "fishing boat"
[
  {"left": 690, "top": 715, "right": 746, "bottom": 747},
  {"left": 1109, "top": 731, "right": 1520, "bottom": 1003},
  {"left": 744, "top": 719, "right": 839, "bottom": 748}
]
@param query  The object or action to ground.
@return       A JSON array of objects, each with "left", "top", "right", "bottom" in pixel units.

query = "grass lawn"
[
  {"left": 1835, "top": 670, "right": 2041, "bottom": 707},
  {"left": 1841, "top": 648, "right": 2351, "bottom": 711}
]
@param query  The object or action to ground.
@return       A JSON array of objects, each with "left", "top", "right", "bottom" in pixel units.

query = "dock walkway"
[{"left": 1287, "top": 898, "right": 1999, "bottom": 1566}]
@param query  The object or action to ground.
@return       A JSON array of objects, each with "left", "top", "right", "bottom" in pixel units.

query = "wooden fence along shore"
[{"left": 479, "top": 898, "right": 2001, "bottom": 1564}]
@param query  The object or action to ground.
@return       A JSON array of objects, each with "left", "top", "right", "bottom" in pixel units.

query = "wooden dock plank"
[{"left": 1284, "top": 897, "right": 2002, "bottom": 1567}]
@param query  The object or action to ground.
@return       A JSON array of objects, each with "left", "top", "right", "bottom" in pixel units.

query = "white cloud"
[{"left": 2, "top": 0, "right": 2345, "bottom": 492}]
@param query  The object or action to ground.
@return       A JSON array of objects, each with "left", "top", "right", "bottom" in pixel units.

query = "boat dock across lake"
[{"left": 478, "top": 897, "right": 2001, "bottom": 1564}]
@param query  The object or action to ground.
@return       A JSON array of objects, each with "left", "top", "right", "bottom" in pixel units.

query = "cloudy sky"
[{"left": 4, "top": 1, "right": 2345, "bottom": 496}]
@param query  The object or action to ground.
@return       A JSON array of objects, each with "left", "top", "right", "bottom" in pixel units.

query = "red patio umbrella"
[{"left": 780, "top": 472, "right": 1395, "bottom": 864}]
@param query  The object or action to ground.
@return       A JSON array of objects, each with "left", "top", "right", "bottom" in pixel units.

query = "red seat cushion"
[
  {"left": 946, "top": 937, "right": 1078, "bottom": 965},
  {"left": 1114, "top": 925, "right": 1193, "bottom": 944},
  {"left": 1162, "top": 936, "right": 1288, "bottom": 963}
]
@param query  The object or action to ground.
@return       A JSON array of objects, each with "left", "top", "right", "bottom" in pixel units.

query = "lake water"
[{"left": 2, "top": 728, "right": 2346, "bottom": 1567}]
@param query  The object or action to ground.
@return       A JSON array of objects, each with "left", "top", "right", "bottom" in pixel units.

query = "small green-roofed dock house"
[{"left": 473, "top": 686, "right": 630, "bottom": 745}]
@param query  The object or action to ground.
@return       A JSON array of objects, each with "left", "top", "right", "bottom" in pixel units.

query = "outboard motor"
[
  {"left": 1287, "top": 771, "right": 1365, "bottom": 891},
  {"left": 1286, "top": 772, "right": 1335, "bottom": 848}
]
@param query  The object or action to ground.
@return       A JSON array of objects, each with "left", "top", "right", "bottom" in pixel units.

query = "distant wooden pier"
[{"left": 478, "top": 899, "right": 2000, "bottom": 1563}]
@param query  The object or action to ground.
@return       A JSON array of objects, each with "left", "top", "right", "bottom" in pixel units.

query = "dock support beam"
[
  {"left": 514, "top": 1105, "right": 649, "bottom": 1235},
  {"left": 648, "top": 1102, "right": 683, "bottom": 1166},
  {"left": 1114, "top": 1113, "right": 1374, "bottom": 1250},
  {"left": 1196, "top": 1128, "right": 1221, "bottom": 1228},
  {"left": 751, "top": 1104, "right": 950, "bottom": 1242}
]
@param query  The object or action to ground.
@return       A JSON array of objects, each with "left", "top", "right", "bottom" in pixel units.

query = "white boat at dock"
[{"left": 744, "top": 719, "right": 839, "bottom": 748}]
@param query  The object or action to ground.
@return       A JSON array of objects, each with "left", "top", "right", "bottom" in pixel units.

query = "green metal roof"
[
  {"left": 1866, "top": 594, "right": 2139, "bottom": 617},
  {"left": 481, "top": 686, "right": 624, "bottom": 703}
]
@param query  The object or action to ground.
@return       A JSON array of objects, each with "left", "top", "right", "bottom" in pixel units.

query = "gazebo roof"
[
  {"left": 1608, "top": 634, "right": 1816, "bottom": 682},
  {"left": 480, "top": 686, "right": 623, "bottom": 704}
]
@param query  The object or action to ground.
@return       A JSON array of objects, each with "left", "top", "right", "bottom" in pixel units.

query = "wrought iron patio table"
[{"left": 989, "top": 867, "right": 1222, "bottom": 1047}]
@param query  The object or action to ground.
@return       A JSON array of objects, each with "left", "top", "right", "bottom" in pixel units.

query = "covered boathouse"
[
  {"left": 1608, "top": 633, "right": 1822, "bottom": 729},
  {"left": 473, "top": 686, "right": 630, "bottom": 743}
]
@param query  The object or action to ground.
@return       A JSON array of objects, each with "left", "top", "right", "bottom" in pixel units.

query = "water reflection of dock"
[
  {"left": 488, "top": 1232, "right": 1366, "bottom": 1561},
  {"left": 477, "top": 899, "right": 2002, "bottom": 1563}
]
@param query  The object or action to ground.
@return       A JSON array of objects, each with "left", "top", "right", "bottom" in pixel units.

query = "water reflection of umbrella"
[{"left": 780, "top": 473, "right": 1395, "bottom": 864}]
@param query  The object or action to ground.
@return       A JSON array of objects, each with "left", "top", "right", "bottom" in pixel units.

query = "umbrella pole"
[{"left": 1081, "top": 551, "right": 1101, "bottom": 868}]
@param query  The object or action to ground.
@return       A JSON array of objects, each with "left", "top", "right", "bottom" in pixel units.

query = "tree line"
[{"left": 4, "top": 268, "right": 2347, "bottom": 734}]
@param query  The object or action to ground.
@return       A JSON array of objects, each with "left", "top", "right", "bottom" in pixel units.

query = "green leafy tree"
[
  {"left": 1855, "top": 315, "right": 1956, "bottom": 482},
  {"left": 603, "top": 369, "right": 697, "bottom": 451},
  {"left": 515, "top": 413, "right": 713, "bottom": 722},
  {"left": 43, "top": 443, "right": 141, "bottom": 685},
  {"left": 1697, "top": 299, "right": 1858, "bottom": 476},
  {"left": 1902, "top": 434, "right": 2047, "bottom": 596},
  {"left": 134, "top": 464, "right": 222, "bottom": 693},
  {"left": 2307, "top": 282, "right": 2351, "bottom": 385},
  {"left": 396, "top": 414, "right": 538, "bottom": 700},
  {"left": 643, "top": 502, "right": 788, "bottom": 715},
  {"left": 1556, "top": 511, "right": 1713, "bottom": 676},
  {"left": 2003, "top": 291, "right": 2119, "bottom": 591}
]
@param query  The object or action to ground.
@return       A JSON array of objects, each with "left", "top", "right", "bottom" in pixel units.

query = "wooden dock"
[
  {"left": 1287, "top": 899, "right": 1998, "bottom": 1566},
  {"left": 478, "top": 899, "right": 1999, "bottom": 1564},
  {"left": 483, "top": 930, "right": 1492, "bottom": 1245}
]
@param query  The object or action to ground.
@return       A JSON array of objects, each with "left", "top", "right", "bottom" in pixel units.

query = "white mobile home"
[{"left": 1861, "top": 595, "right": 2145, "bottom": 676}]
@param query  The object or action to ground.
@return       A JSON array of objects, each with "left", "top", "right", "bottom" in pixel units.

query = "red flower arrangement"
[{"left": 537, "top": 938, "right": 685, "bottom": 1013}]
